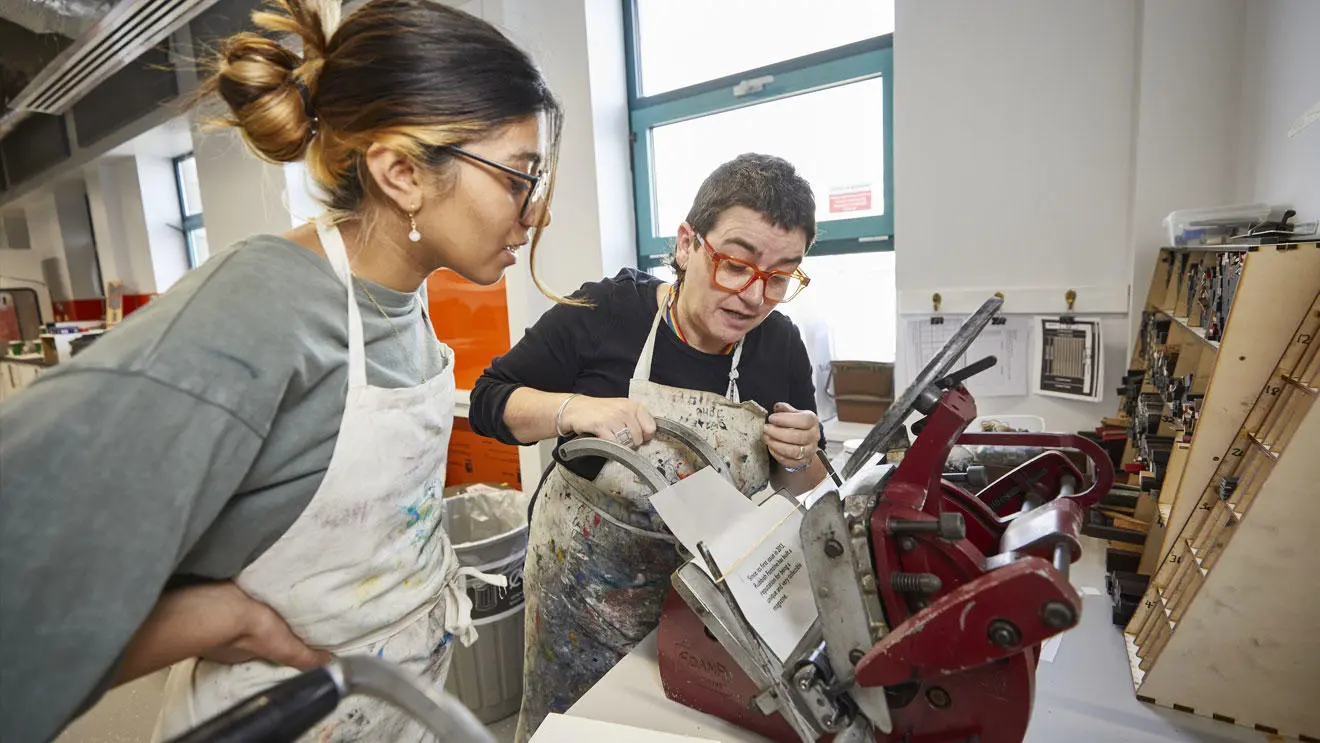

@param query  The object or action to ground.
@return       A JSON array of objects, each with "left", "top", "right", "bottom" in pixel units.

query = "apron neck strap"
[
  {"left": 316, "top": 219, "right": 368, "bottom": 389},
  {"left": 636, "top": 287, "right": 744, "bottom": 403}
]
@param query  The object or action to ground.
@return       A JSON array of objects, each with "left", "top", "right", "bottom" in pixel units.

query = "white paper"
[
  {"left": 648, "top": 467, "right": 818, "bottom": 662},
  {"left": 903, "top": 314, "right": 966, "bottom": 385},
  {"left": 530, "top": 713, "right": 720, "bottom": 742},
  {"left": 649, "top": 467, "right": 758, "bottom": 577},
  {"left": 1039, "top": 635, "right": 1063, "bottom": 663},
  {"left": 903, "top": 315, "right": 1031, "bottom": 398},
  {"left": 707, "top": 496, "right": 817, "bottom": 663},
  {"left": 1034, "top": 317, "right": 1104, "bottom": 401}
]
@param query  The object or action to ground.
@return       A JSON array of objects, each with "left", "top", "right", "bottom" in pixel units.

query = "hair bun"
[
  {"left": 207, "top": 1, "right": 340, "bottom": 163},
  {"left": 213, "top": 34, "right": 315, "bottom": 163}
]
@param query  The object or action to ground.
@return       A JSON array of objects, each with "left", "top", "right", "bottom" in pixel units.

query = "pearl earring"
[{"left": 407, "top": 211, "right": 421, "bottom": 242}]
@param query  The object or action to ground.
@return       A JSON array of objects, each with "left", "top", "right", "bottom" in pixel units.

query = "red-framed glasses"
[{"left": 696, "top": 233, "right": 810, "bottom": 303}]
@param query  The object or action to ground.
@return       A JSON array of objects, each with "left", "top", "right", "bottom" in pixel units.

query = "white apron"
[
  {"left": 515, "top": 289, "right": 771, "bottom": 742},
  {"left": 153, "top": 222, "right": 501, "bottom": 742}
]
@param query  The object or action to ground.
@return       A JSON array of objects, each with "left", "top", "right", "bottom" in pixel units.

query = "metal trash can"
[{"left": 442, "top": 485, "right": 530, "bottom": 724}]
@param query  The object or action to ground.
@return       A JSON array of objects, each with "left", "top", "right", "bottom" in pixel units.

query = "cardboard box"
[
  {"left": 831, "top": 361, "right": 894, "bottom": 398},
  {"left": 836, "top": 394, "right": 893, "bottom": 425}
]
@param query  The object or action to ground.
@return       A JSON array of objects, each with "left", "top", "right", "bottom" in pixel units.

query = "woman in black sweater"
[{"left": 469, "top": 154, "right": 828, "bottom": 742}]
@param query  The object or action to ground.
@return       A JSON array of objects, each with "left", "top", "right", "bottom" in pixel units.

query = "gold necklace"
[{"left": 353, "top": 275, "right": 429, "bottom": 385}]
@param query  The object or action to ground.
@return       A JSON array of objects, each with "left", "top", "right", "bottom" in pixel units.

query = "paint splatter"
[
  {"left": 593, "top": 514, "right": 601, "bottom": 527},
  {"left": 582, "top": 526, "right": 591, "bottom": 538},
  {"left": 556, "top": 547, "right": 565, "bottom": 563}
]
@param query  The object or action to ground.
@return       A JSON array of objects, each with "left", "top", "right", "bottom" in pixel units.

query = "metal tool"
[
  {"left": 655, "top": 297, "right": 1114, "bottom": 743},
  {"left": 557, "top": 416, "right": 736, "bottom": 493},
  {"left": 168, "top": 655, "right": 493, "bottom": 743}
]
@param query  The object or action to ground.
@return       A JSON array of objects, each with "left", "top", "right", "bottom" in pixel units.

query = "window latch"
[{"left": 733, "top": 75, "right": 774, "bottom": 97}]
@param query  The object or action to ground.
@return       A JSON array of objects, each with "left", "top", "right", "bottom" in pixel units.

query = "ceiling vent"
[{"left": 2, "top": 0, "right": 218, "bottom": 132}]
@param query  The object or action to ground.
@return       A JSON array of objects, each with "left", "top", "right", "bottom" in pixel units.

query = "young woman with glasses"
[
  {"left": 468, "top": 152, "right": 826, "bottom": 741},
  {"left": 0, "top": 1, "right": 563, "bottom": 740}
]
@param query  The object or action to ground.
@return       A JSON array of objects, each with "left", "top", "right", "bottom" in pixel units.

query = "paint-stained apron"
[
  {"left": 152, "top": 221, "right": 502, "bottom": 743},
  {"left": 514, "top": 291, "right": 772, "bottom": 742}
]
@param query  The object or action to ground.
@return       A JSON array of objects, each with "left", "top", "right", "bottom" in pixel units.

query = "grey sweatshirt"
[{"left": 0, "top": 234, "right": 449, "bottom": 743}]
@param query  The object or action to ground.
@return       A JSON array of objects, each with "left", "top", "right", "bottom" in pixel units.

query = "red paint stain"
[
  {"left": 582, "top": 527, "right": 591, "bottom": 538},
  {"left": 593, "top": 514, "right": 601, "bottom": 527}
]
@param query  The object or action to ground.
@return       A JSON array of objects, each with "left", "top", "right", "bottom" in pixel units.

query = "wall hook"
[
  {"left": 932, "top": 292, "right": 942, "bottom": 313},
  {"left": 1066, "top": 289, "right": 1077, "bottom": 312}
]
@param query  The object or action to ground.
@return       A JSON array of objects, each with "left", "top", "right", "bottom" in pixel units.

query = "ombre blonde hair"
[{"left": 196, "top": 0, "right": 566, "bottom": 300}]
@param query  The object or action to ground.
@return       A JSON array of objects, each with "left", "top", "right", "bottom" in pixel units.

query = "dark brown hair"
[
  {"left": 197, "top": 0, "right": 564, "bottom": 296},
  {"left": 672, "top": 153, "right": 817, "bottom": 284}
]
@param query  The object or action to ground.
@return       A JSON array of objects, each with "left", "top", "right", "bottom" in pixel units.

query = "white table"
[{"left": 566, "top": 538, "right": 1269, "bottom": 743}]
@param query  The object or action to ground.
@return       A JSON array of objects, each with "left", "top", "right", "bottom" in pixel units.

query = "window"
[
  {"left": 173, "top": 153, "right": 209, "bottom": 267},
  {"left": 625, "top": 0, "right": 896, "bottom": 362}
]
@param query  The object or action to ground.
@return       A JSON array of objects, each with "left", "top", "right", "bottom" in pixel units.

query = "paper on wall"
[
  {"left": 1035, "top": 317, "right": 1103, "bottom": 401},
  {"left": 902, "top": 315, "right": 1031, "bottom": 397}
]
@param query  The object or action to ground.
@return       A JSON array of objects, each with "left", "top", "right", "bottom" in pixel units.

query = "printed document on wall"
[
  {"left": 902, "top": 315, "right": 1031, "bottom": 397},
  {"left": 1035, "top": 317, "right": 1103, "bottom": 401}
]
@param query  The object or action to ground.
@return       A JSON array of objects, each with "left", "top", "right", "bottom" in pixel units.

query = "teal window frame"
[
  {"left": 173, "top": 152, "right": 206, "bottom": 268},
  {"left": 623, "top": 3, "right": 894, "bottom": 269}
]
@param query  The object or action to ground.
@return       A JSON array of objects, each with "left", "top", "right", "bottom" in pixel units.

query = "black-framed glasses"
[{"left": 442, "top": 145, "right": 548, "bottom": 218}]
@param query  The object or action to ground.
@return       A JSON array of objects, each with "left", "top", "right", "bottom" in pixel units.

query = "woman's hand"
[
  {"left": 116, "top": 581, "right": 330, "bottom": 686},
  {"left": 560, "top": 396, "right": 657, "bottom": 449},
  {"left": 764, "top": 402, "right": 821, "bottom": 469}
]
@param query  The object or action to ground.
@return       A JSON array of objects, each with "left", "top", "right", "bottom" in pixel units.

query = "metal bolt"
[
  {"left": 850, "top": 521, "right": 866, "bottom": 538},
  {"left": 1040, "top": 601, "right": 1076, "bottom": 629},
  {"left": 898, "top": 536, "right": 918, "bottom": 553},
  {"left": 891, "top": 572, "right": 942, "bottom": 594},
  {"left": 860, "top": 574, "right": 877, "bottom": 594},
  {"left": 798, "top": 677, "right": 812, "bottom": 691},
  {"left": 824, "top": 538, "right": 845, "bottom": 558},
  {"left": 987, "top": 619, "right": 1022, "bottom": 648},
  {"left": 818, "top": 586, "right": 831, "bottom": 599},
  {"left": 937, "top": 512, "right": 967, "bottom": 541},
  {"left": 888, "top": 512, "right": 966, "bottom": 541},
  {"left": 849, "top": 649, "right": 865, "bottom": 665},
  {"left": 926, "top": 686, "right": 952, "bottom": 709}
]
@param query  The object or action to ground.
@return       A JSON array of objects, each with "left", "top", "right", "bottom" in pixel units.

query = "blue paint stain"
[{"left": 439, "top": 631, "right": 453, "bottom": 647}]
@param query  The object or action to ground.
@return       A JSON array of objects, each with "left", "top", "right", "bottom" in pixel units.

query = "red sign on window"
[{"left": 829, "top": 189, "right": 873, "bottom": 214}]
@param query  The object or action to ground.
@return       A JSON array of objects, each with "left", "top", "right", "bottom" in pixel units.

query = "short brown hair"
[{"left": 672, "top": 153, "right": 816, "bottom": 282}]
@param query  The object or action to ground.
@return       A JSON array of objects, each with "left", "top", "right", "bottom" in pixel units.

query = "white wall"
[
  {"left": 192, "top": 126, "right": 298, "bottom": 257},
  {"left": 53, "top": 181, "right": 102, "bottom": 299},
  {"left": 0, "top": 193, "right": 71, "bottom": 320},
  {"left": 1126, "top": 0, "right": 1245, "bottom": 346},
  {"left": 473, "top": 0, "right": 636, "bottom": 481},
  {"left": 895, "top": 0, "right": 1139, "bottom": 432},
  {"left": 1236, "top": 0, "right": 1320, "bottom": 220}
]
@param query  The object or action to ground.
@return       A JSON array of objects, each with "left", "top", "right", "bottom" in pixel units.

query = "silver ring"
[{"left": 614, "top": 427, "right": 633, "bottom": 446}]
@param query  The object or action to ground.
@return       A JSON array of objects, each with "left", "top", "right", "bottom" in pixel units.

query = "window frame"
[
  {"left": 173, "top": 152, "right": 206, "bottom": 268},
  {"left": 623, "top": 2, "right": 894, "bottom": 269}
]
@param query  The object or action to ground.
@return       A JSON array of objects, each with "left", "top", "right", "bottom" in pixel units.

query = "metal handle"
[
  {"left": 169, "top": 657, "right": 494, "bottom": 743},
  {"left": 843, "top": 297, "right": 1003, "bottom": 479},
  {"left": 167, "top": 667, "right": 344, "bottom": 743}
]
